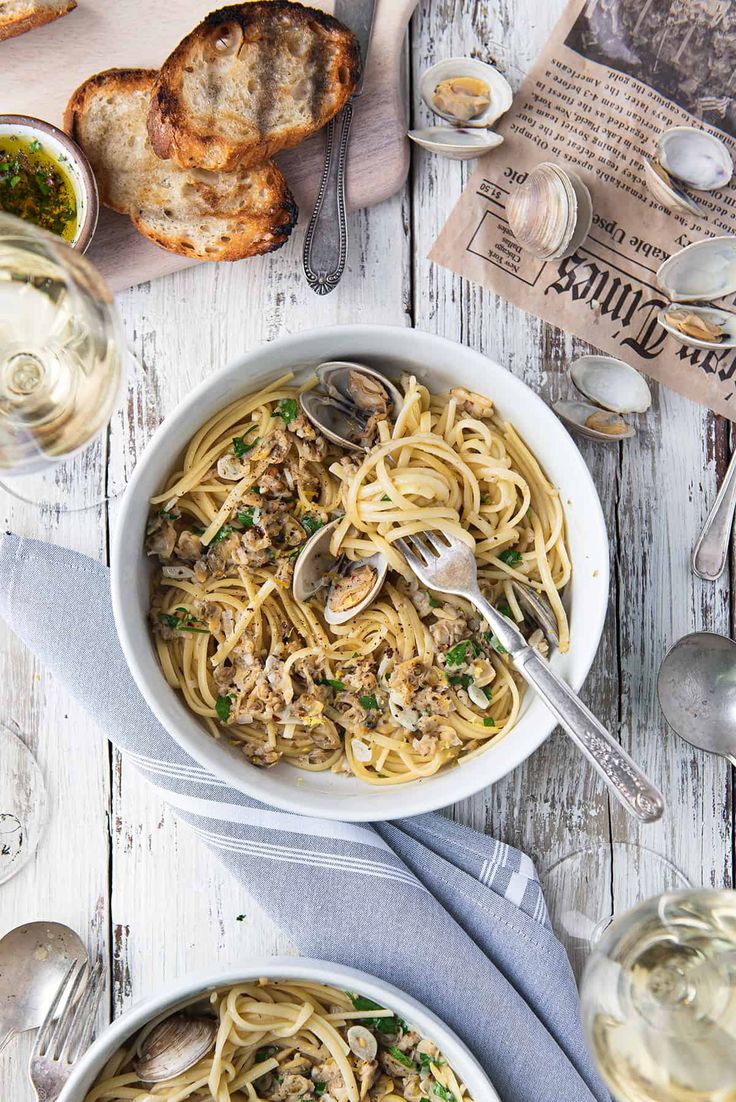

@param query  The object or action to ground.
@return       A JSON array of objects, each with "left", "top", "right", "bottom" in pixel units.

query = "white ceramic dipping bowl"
[
  {"left": 0, "top": 114, "right": 98, "bottom": 251},
  {"left": 111, "top": 325, "right": 609, "bottom": 821},
  {"left": 58, "top": 958, "right": 499, "bottom": 1102}
]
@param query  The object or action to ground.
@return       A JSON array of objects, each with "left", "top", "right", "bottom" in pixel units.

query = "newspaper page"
[{"left": 430, "top": 0, "right": 736, "bottom": 419}]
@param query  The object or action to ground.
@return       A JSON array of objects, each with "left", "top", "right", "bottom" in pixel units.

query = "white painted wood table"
[{"left": 1, "top": 2, "right": 732, "bottom": 1097}]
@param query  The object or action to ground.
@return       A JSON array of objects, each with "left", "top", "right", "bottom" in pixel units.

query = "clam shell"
[
  {"left": 509, "top": 580, "right": 560, "bottom": 648},
  {"left": 553, "top": 400, "right": 634, "bottom": 442},
  {"left": 301, "top": 362, "right": 402, "bottom": 451},
  {"left": 569, "top": 354, "right": 651, "bottom": 414},
  {"left": 657, "top": 303, "right": 736, "bottom": 351},
  {"left": 656, "top": 236, "right": 736, "bottom": 302},
  {"left": 420, "top": 57, "right": 513, "bottom": 129},
  {"left": 407, "top": 127, "right": 504, "bottom": 161},
  {"left": 291, "top": 518, "right": 387, "bottom": 625},
  {"left": 644, "top": 158, "right": 700, "bottom": 216},
  {"left": 133, "top": 1014, "right": 217, "bottom": 1083},
  {"left": 507, "top": 163, "right": 591, "bottom": 261},
  {"left": 658, "top": 127, "right": 733, "bottom": 191}
]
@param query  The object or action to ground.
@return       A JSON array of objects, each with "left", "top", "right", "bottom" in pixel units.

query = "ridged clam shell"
[
  {"left": 644, "top": 158, "right": 700, "bottom": 216},
  {"left": 134, "top": 1014, "right": 216, "bottom": 1083},
  {"left": 506, "top": 163, "right": 591, "bottom": 260}
]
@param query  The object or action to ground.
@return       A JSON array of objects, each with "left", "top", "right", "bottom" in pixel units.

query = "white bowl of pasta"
[
  {"left": 111, "top": 325, "right": 609, "bottom": 820},
  {"left": 58, "top": 958, "right": 498, "bottom": 1102}
]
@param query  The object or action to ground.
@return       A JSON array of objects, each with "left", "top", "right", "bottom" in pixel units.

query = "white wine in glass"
[
  {"left": 0, "top": 211, "right": 122, "bottom": 498},
  {"left": 581, "top": 889, "right": 736, "bottom": 1102}
]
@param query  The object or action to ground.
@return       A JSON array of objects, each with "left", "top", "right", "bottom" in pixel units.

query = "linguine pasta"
[
  {"left": 145, "top": 370, "right": 570, "bottom": 785},
  {"left": 84, "top": 979, "right": 474, "bottom": 1102}
]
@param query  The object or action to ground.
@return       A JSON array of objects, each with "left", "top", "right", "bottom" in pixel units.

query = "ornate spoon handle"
[
  {"left": 303, "top": 101, "right": 353, "bottom": 295},
  {"left": 692, "top": 449, "right": 736, "bottom": 581}
]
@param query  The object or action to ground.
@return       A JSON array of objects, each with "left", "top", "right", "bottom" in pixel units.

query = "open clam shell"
[
  {"left": 569, "top": 355, "right": 651, "bottom": 414},
  {"left": 291, "top": 519, "right": 388, "bottom": 625},
  {"left": 644, "top": 158, "right": 701, "bottom": 216},
  {"left": 553, "top": 400, "right": 634, "bottom": 443},
  {"left": 506, "top": 162, "right": 592, "bottom": 261},
  {"left": 656, "top": 236, "right": 736, "bottom": 302},
  {"left": 658, "top": 127, "right": 733, "bottom": 191},
  {"left": 657, "top": 303, "right": 736, "bottom": 351},
  {"left": 509, "top": 580, "right": 560, "bottom": 648},
  {"left": 420, "top": 57, "right": 513, "bottom": 129},
  {"left": 300, "top": 362, "right": 402, "bottom": 452},
  {"left": 408, "top": 126, "right": 504, "bottom": 161}
]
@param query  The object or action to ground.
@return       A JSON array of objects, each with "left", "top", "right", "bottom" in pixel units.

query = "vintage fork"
[
  {"left": 395, "top": 531, "right": 665, "bottom": 823},
  {"left": 29, "top": 958, "right": 104, "bottom": 1102}
]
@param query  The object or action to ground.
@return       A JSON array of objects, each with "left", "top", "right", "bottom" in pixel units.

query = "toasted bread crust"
[
  {"left": 0, "top": 0, "right": 76, "bottom": 41},
  {"left": 148, "top": 1, "right": 361, "bottom": 171},
  {"left": 65, "top": 67, "right": 298, "bottom": 261}
]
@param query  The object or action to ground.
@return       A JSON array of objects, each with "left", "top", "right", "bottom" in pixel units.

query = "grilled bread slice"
[
  {"left": 65, "top": 69, "right": 297, "bottom": 261},
  {"left": 148, "top": 1, "right": 361, "bottom": 171},
  {"left": 0, "top": 0, "right": 76, "bottom": 42}
]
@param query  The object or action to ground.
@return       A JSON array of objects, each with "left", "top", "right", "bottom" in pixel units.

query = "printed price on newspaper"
[{"left": 431, "top": 0, "right": 736, "bottom": 418}]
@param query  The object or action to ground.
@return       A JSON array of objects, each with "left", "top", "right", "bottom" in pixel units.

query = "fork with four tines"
[
  {"left": 395, "top": 530, "right": 666, "bottom": 823},
  {"left": 29, "top": 957, "right": 104, "bottom": 1102}
]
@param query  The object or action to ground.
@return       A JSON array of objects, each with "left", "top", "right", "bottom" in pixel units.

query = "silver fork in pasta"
[
  {"left": 29, "top": 958, "right": 104, "bottom": 1102},
  {"left": 395, "top": 530, "right": 665, "bottom": 824}
]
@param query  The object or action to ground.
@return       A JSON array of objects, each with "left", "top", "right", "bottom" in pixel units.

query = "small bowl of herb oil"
[{"left": 0, "top": 115, "right": 98, "bottom": 251}]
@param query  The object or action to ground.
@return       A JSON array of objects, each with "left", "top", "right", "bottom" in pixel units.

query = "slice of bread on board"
[
  {"left": 65, "top": 69, "right": 298, "bottom": 262},
  {"left": 148, "top": 1, "right": 361, "bottom": 172},
  {"left": 0, "top": 0, "right": 76, "bottom": 42}
]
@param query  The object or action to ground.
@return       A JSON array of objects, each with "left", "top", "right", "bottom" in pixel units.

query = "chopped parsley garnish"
[
  {"left": 301, "top": 514, "right": 324, "bottom": 537},
  {"left": 359, "top": 694, "right": 379, "bottom": 711},
  {"left": 433, "top": 1085, "right": 457, "bottom": 1102},
  {"left": 313, "top": 1084, "right": 327, "bottom": 1097},
  {"left": 496, "top": 601, "right": 512, "bottom": 618},
  {"left": 274, "top": 398, "right": 298, "bottom": 423},
  {"left": 428, "top": 596, "right": 441, "bottom": 608},
  {"left": 445, "top": 639, "right": 480, "bottom": 667},
  {"left": 482, "top": 686, "right": 493, "bottom": 700},
  {"left": 215, "top": 694, "right": 233, "bottom": 722},
  {"left": 448, "top": 674, "right": 472, "bottom": 689},
  {"left": 319, "top": 678, "right": 345, "bottom": 692},
  {"left": 29, "top": 139, "right": 41, "bottom": 153},
  {"left": 419, "top": 1053, "right": 446, "bottom": 1069},
  {"left": 387, "top": 1047, "right": 414, "bottom": 1068},
  {"left": 232, "top": 426, "right": 259, "bottom": 458},
  {"left": 158, "top": 506, "right": 178, "bottom": 520},
  {"left": 481, "top": 631, "right": 508, "bottom": 655},
  {"left": 237, "top": 506, "right": 258, "bottom": 528},
  {"left": 483, "top": 717, "right": 496, "bottom": 727},
  {"left": 381, "top": 494, "right": 391, "bottom": 501},
  {"left": 347, "top": 994, "right": 402, "bottom": 1034},
  {"left": 498, "top": 548, "right": 522, "bottom": 566},
  {"left": 159, "top": 608, "right": 208, "bottom": 634},
  {"left": 207, "top": 525, "right": 233, "bottom": 545}
]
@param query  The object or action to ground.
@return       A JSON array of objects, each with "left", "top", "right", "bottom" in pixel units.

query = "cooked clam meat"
[
  {"left": 585, "top": 410, "right": 629, "bottom": 436},
  {"left": 666, "top": 308, "right": 726, "bottom": 343},
  {"left": 329, "top": 563, "right": 378, "bottom": 613},
  {"left": 347, "top": 369, "right": 390, "bottom": 415},
  {"left": 432, "top": 76, "right": 491, "bottom": 123}
]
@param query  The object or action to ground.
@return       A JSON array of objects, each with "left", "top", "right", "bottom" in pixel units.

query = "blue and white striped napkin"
[{"left": 0, "top": 533, "right": 608, "bottom": 1102}]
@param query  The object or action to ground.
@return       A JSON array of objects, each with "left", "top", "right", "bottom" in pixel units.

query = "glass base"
[
  {"left": 541, "top": 843, "right": 691, "bottom": 982},
  {"left": 0, "top": 720, "right": 47, "bottom": 884}
]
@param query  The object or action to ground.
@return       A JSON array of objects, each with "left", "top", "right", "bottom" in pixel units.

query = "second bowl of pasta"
[{"left": 111, "top": 326, "right": 608, "bottom": 820}]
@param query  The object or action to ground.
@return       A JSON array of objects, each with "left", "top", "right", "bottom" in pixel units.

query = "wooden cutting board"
[{"left": 1, "top": 0, "right": 417, "bottom": 290}]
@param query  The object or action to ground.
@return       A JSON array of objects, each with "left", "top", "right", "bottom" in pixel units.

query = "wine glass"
[
  {"left": 580, "top": 889, "right": 736, "bottom": 1102},
  {"left": 542, "top": 843, "right": 691, "bottom": 982},
  {"left": 0, "top": 211, "right": 123, "bottom": 510},
  {"left": 0, "top": 720, "right": 47, "bottom": 884}
]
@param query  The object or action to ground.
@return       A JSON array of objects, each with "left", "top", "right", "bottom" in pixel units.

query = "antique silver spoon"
[
  {"left": 0, "top": 921, "right": 88, "bottom": 1055},
  {"left": 657, "top": 631, "right": 736, "bottom": 764}
]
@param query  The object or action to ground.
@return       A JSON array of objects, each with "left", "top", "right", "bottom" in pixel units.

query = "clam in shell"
[
  {"left": 407, "top": 126, "right": 504, "bottom": 161},
  {"left": 133, "top": 1014, "right": 217, "bottom": 1083},
  {"left": 644, "top": 158, "right": 701, "bottom": 216},
  {"left": 506, "top": 163, "right": 592, "bottom": 261},
  {"left": 300, "top": 362, "right": 402, "bottom": 452},
  {"left": 659, "top": 127, "right": 733, "bottom": 191},
  {"left": 657, "top": 303, "right": 736, "bottom": 351},
  {"left": 656, "top": 236, "right": 736, "bottom": 303},
  {"left": 552, "top": 401, "right": 634, "bottom": 443},
  {"left": 291, "top": 519, "right": 388, "bottom": 626},
  {"left": 420, "top": 57, "right": 513, "bottom": 130},
  {"left": 569, "top": 355, "right": 651, "bottom": 414}
]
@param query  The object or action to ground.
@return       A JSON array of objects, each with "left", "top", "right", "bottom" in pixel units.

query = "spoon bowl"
[
  {"left": 657, "top": 631, "right": 736, "bottom": 763},
  {"left": 0, "top": 921, "right": 88, "bottom": 1053}
]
